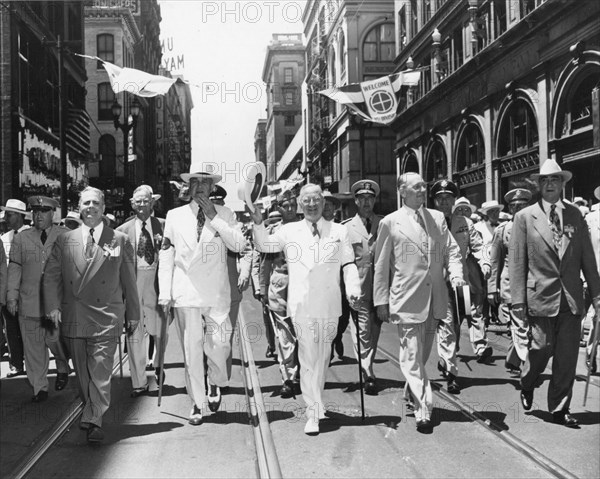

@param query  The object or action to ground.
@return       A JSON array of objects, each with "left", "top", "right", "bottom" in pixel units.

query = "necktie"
[
  {"left": 13, "top": 230, "right": 18, "bottom": 236},
  {"left": 549, "top": 204, "right": 562, "bottom": 252},
  {"left": 138, "top": 221, "right": 155, "bottom": 265},
  {"left": 311, "top": 222, "right": 319, "bottom": 238},
  {"left": 40, "top": 229, "right": 47, "bottom": 245},
  {"left": 416, "top": 211, "right": 429, "bottom": 249},
  {"left": 85, "top": 228, "right": 95, "bottom": 260},
  {"left": 365, "top": 217, "right": 372, "bottom": 234},
  {"left": 445, "top": 216, "right": 452, "bottom": 229},
  {"left": 197, "top": 208, "right": 205, "bottom": 242}
]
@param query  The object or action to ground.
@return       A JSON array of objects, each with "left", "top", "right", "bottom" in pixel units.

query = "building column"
[{"left": 537, "top": 72, "right": 549, "bottom": 162}]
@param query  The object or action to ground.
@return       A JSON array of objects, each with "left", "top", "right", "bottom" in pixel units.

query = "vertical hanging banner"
[{"left": 360, "top": 76, "right": 398, "bottom": 125}]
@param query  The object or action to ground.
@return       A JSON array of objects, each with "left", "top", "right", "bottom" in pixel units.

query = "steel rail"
[
  {"left": 8, "top": 349, "right": 129, "bottom": 479},
  {"left": 378, "top": 346, "right": 578, "bottom": 479},
  {"left": 237, "top": 308, "right": 283, "bottom": 479}
]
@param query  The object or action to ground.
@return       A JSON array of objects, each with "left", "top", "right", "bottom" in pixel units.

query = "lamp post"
[{"left": 112, "top": 96, "right": 140, "bottom": 209}]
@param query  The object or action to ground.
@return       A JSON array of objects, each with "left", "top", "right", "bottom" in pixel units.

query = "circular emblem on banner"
[{"left": 369, "top": 90, "right": 395, "bottom": 114}]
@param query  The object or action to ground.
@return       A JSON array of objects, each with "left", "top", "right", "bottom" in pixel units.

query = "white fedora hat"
[
  {"left": 452, "top": 196, "right": 476, "bottom": 214},
  {"left": 238, "top": 162, "right": 266, "bottom": 213},
  {"left": 479, "top": 200, "right": 504, "bottom": 215},
  {"left": 573, "top": 196, "right": 587, "bottom": 206},
  {"left": 181, "top": 162, "right": 222, "bottom": 184},
  {"left": 531, "top": 159, "right": 572, "bottom": 182},
  {"left": 61, "top": 211, "right": 82, "bottom": 225},
  {"left": 1, "top": 199, "right": 27, "bottom": 215}
]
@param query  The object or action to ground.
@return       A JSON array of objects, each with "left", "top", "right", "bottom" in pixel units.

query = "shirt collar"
[
  {"left": 402, "top": 204, "right": 424, "bottom": 216},
  {"left": 82, "top": 221, "right": 104, "bottom": 240},
  {"left": 541, "top": 198, "right": 564, "bottom": 213}
]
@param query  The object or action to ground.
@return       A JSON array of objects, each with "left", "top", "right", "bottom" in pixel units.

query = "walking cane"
[
  {"left": 268, "top": 309, "right": 297, "bottom": 400},
  {"left": 117, "top": 332, "right": 123, "bottom": 379},
  {"left": 583, "top": 312, "right": 599, "bottom": 407},
  {"left": 157, "top": 307, "right": 170, "bottom": 407},
  {"left": 351, "top": 308, "right": 365, "bottom": 421}
]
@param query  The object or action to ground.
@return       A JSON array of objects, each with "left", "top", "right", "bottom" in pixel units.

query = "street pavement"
[{"left": 1, "top": 292, "right": 598, "bottom": 478}]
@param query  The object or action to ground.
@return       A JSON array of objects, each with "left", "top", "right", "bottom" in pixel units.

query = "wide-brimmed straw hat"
[{"left": 530, "top": 159, "right": 572, "bottom": 182}]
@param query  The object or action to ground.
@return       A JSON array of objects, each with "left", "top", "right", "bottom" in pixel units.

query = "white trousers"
[
  {"left": 295, "top": 314, "right": 338, "bottom": 420},
  {"left": 174, "top": 306, "right": 231, "bottom": 409}
]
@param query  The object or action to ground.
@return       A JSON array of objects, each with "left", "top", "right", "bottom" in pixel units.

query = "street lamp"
[{"left": 112, "top": 96, "right": 140, "bottom": 206}]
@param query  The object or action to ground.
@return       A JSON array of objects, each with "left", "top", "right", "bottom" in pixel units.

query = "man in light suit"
[
  {"left": 252, "top": 184, "right": 361, "bottom": 435},
  {"left": 117, "top": 185, "right": 168, "bottom": 397},
  {"left": 374, "top": 173, "right": 464, "bottom": 433},
  {"left": 343, "top": 179, "right": 382, "bottom": 395},
  {"left": 7, "top": 196, "right": 71, "bottom": 402},
  {"left": 510, "top": 160, "right": 600, "bottom": 428},
  {"left": 158, "top": 166, "right": 245, "bottom": 426},
  {"left": 583, "top": 185, "right": 600, "bottom": 372},
  {"left": 44, "top": 187, "right": 139, "bottom": 443}
]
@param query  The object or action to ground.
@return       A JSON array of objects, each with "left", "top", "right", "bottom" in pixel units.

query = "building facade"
[
  {"left": 392, "top": 0, "right": 600, "bottom": 208},
  {"left": 0, "top": 1, "right": 88, "bottom": 211},
  {"left": 302, "top": 0, "right": 398, "bottom": 214}
]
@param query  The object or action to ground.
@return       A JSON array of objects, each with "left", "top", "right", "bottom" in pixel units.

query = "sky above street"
[{"left": 158, "top": 0, "right": 304, "bottom": 210}]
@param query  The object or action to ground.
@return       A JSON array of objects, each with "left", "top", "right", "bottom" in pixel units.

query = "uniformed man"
[
  {"left": 342, "top": 180, "right": 382, "bottom": 395},
  {"left": 488, "top": 188, "right": 532, "bottom": 373},
  {"left": 7, "top": 196, "right": 71, "bottom": 401},
  {"left": 1, "top": 199, "right": 29, "bottom": 378}
]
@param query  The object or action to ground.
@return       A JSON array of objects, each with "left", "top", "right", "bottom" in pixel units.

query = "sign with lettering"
[
  {"left": 360, "top": 77, "right": 397, "bottom": 125},
  {"left": 161, "top": 37, "right": 184, "bottom": 72},
  {"left": 93, "top": 0, "right": 139, "bottom": 15}
]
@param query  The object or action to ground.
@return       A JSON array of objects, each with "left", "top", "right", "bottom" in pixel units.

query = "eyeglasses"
[{"left": 301, "top": 197, "right": 322, "bottom": 206}]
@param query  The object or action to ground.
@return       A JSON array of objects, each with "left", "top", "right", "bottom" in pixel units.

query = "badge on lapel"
[
  {"left": 563, "top": 224, "right": 575, "bottom": 239},
  {"left": 102, "top": 238, "right": 120, "bottom": 258},
  {"left": 154, "top": 233, "right": 163, "bottom": 249}
]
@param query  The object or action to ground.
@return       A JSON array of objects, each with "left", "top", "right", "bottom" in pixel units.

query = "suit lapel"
[
  {"left": 71, "top": 229, "right": 88, "bottom": 276},
  {"left": 182, "top": 204, "right": 200, "bottom": 251},
  {"left": 77, "top": 227, "right": 111, "bottom": 295},
  {"left": 396, "top": 209, "right": 428, "bottom": 256},
  {"left": 531, "top": 202, "right": 557, "bottom": 256},
  {"left": 560, "top": 206, "right": 578, "bottom": 258},
  {"left": 351, "top": 215, "right": 369, "bottom": 240},
  {"left": 123, "top": 220, "right": 138, "bottom": 268}
]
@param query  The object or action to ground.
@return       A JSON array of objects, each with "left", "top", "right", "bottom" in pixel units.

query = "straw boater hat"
[
  {"left": 181, "top": 163, "right": 222, "bottom": 184},
  {"left": 61, "top": 211, "right": 82, "bottom": 225},
  {"left": 237, "top": 162, "right": 266, "bottom": 213},
  {"left": 479, "top": 200, "right": 504, "bottom": 215},
  {"left": 530, "top": 159, "right": 572, "bottom": 182},
  {"left": 1, "top": 199, "right": 28, "bottom": 215},
  {"left": 573, "top": 196, "right": 587, "bottom": 207},
  {"left": 452, "top": 197, "right": 477, "bottom": 214}
]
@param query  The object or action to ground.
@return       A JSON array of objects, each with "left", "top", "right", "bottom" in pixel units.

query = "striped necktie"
[{"left": 549, "top": 204, "right": 562, "bottom": 251}]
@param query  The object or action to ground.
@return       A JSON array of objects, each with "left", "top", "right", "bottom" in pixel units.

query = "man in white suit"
[
  {"left": 158, "top": 166, "right": 245, "bottom": 426},
  {"left": 251, "top": 184, "right": 361, "bottom": 435},
  {"left": 374, "top": 173, "right": 464, "bottom": 433}
]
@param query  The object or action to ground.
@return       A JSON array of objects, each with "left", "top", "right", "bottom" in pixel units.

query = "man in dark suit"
[
  {"left": 117, "top": 185, "right": 168, "bottom": 397},
  {"left": 510, "top": 160, "right": 600, "bottom": 427},
  {"left": 44, "top": 187, "right": 139, "bottom": 442},
  {"left": 7, "top": 196, "right": 71, "bottom": 401}
]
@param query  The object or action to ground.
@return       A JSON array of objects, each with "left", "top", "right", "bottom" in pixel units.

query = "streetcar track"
[{"left": 377, "top": 345, "right": 579, "bottom": 479}]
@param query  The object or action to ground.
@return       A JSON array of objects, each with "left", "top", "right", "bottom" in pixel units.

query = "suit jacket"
[
  {"left": 0, "top": 241, "right": 6, "bottom": 305},
  {"left": 373, "top": 208, "right": 463, "bottom": 324},
  {"left": 1, "top": 226, "right": 30, "bottom": 264},
  {"left": 449, "top": 215, "right": 486, "bottom": 295},
  {"left": 489, "top": 221, "right": 513, "bottom": 303},
  {"left": 7, "top": 225, "right": 69, "bottom": 317},
  {"left": 253, "top": 218, "right": 360, "bottom": 319},
  {"left": 586, "top": 209, "right": 600, "bottom": 275},
  {"left": 158, "top": 203, "right": 245, "bottom": 310},
  {"left": 509, "top": 201, "right": 600, "bottom": 317},
  {"left": 343, "top": 214, "right": 382, "bottom": 302},
  {"left": 259, "top": 220, "right": 295, "bottom": 312},
  {"left": 43, "top": 225, "right": 140, "bottom": 338}
]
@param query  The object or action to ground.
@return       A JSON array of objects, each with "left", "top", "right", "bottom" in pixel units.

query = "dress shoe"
[
  {"left": 6, "top": 366, "right": 25, "bottom": 378},
  {"left": 130, "top": 385, "right": 149, "bottom": 398},
  {"left": 416, "top": 419, "right": 433, "bottom": 434},
  {"left": 32, "top": 390, "right": 48, "bottom": 403},
  {"left": 334, "top": 339, "right": 344, "bottom": 359},
  {"left": 476, "top": 345, "right": 493, "bottom": 364},
  {"left": 364, "top": 377, "right": 377, "bottom": 396},
  {"left": 146, "top": 361, "right": 154, "bottom": 371},
  {"left": 55, "top": 373, "right": 69, "bottom": 391},
  {"left": 154, "top": 367, "right": 165, "bottom": 386},
  {"left": 79, "top": 422, "right": 91, "bottom": 431},
  {"left": 520, "top": 389, "right": 533, "bottom": 411},
  {"left": 446, "top": 374, "right": 460, "bottom": 394},
  {"left": 586, "top": 356, "right": 597, "bottom": 374},
  {"left": 280, "top": 380, "right": 295, "bottom": 399},
  {"left": 265, "top": 347, "right": 276, "bottom": 359},
  {"left": 304, "top": 417, "right": 319, "bottom": 435},
  {"left": 87, "top": 425, "right": 104, "bottom": 443},
  {"left": 437, "top": 359, "right": 448, "bottom": 379},
  {"left": 552, "top": 411, "right": 579, "bottom": 428},
  {"left": 188, "top": 405, "right": 203, "bottom": 426},
  {"left": 208, "top": 384, "right": 221, "bottom": 412}
]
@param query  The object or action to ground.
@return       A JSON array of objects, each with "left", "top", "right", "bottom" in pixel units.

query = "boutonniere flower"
[
  {"left": 563, "top": 224, "right": 575, "bottom": 239},
  {"left": 153, "top": 233, "right": 163, "bottom": 249},
  {"left": 102, "top": 238, "right": 120, "bottom": 257}
]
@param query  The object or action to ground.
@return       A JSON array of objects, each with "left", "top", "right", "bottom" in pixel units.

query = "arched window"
[
  {"left": 456, "top": 122, "right": 484, "bottom": 171},
  {"left": 363, "top": 23, "right": 395, "bottom": 63},
  {"left": 498, "top": 99, "right": 538, "bottom": 157},
  {"left": 566, "top": 73, "right": 597, "bottom": 133},
  {"left": 403, "top": 152, "right": 419, "bottom": 173},
  {"left": 98, "top": 134, "right": 116, "bottom": 179},
  {"left": 425, "top": 139, "right": 447, "bottom": 182},
  {"left": 97, "top": 34, "right": 114, "bottom": 69},
  {"left": 97, "top": 83, "right": 114, "bottom": 121}
]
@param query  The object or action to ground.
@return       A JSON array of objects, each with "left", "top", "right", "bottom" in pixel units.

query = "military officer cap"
[
  {"left": 431, "top": 179, "right": 459, "bottom": 198},
  {"left": 503, "top": 188, "right": 532, "bottom": 204},
  {"left": 28, "top": 195, "right": 59, "bottom": 210},
  {"left": 209, "top": 185, "right": 228, "bottom": 201},
  {"left": 351, "top": 179, "right": 380, "bottom": 197}
]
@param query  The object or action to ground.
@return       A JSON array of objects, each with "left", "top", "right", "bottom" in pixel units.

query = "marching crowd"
[{"left": 0, "top": 159, "right": 598, "bottom": 442}]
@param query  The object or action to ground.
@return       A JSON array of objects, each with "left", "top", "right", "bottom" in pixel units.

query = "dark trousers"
[{"left": 2, "top": 306, "right": 24, "bottom": 370}]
